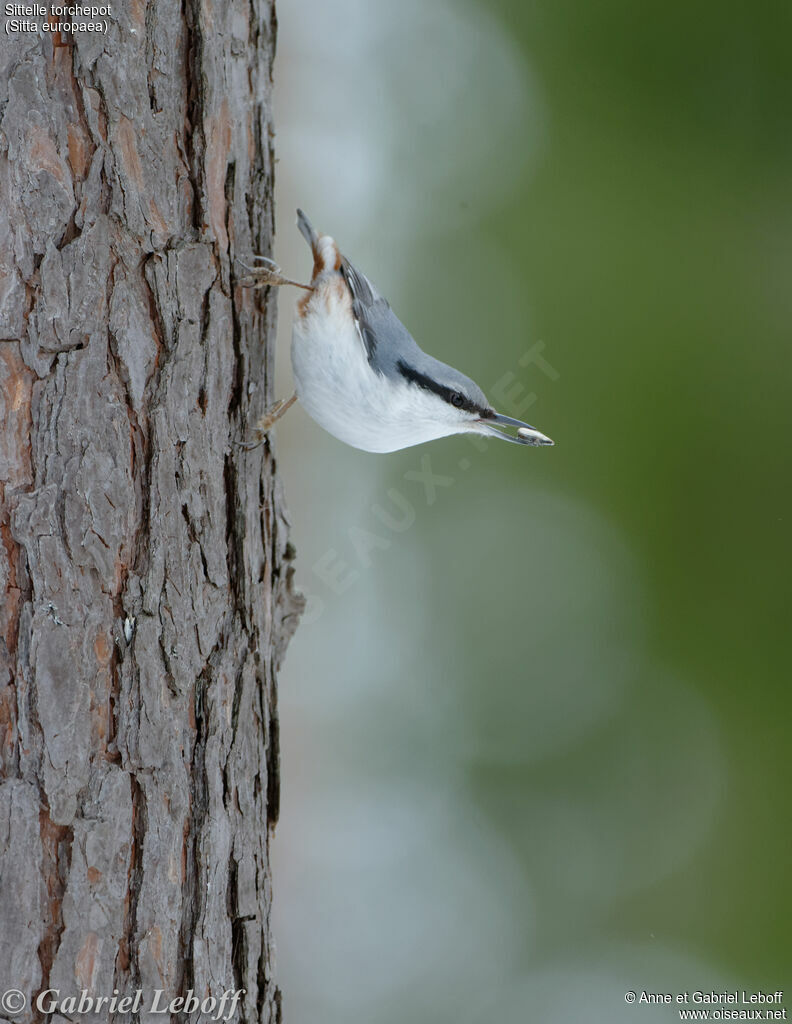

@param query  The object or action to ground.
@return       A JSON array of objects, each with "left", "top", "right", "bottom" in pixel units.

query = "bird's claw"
[
  {"left": 234, "top": 435, "right": 265, "bottom": 451},
  {"left": 237, "top": 257, "right": 313, "bottom": 291},
  {"left": 237, "top": 254, "right": 280, "bottom": 274},
  {"left": 250, "top": 254, "right": 280, "bottom": 268},
  {"left": 256, "top": 397, "right": 292, "bottom": 432},
  {"left": 235, "top": 396, "right": 297, "bottom": 448},
  {"left": 238, "top": 254, "right": 282, "bottom": 289}
]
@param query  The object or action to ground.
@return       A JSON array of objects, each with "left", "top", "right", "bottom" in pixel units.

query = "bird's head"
[{"left": 397, "top": 359, "right": 554, "bottom": 447}]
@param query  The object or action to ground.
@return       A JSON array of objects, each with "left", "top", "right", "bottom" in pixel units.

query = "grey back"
[{"left": 340, "top": 256, "right": 490, "bottom": 410}]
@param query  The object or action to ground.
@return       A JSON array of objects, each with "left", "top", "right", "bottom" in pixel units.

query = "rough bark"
[{"left": 0, "top": 2, "right": 302, "bottom": 1022}]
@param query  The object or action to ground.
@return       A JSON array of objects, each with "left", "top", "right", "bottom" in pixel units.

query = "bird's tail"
[
  {"left": 296, "top": 208, "right": 318, "bottom": 249},
  {"left": 296, "top": 208, "right": 341, "bottom": 280}
]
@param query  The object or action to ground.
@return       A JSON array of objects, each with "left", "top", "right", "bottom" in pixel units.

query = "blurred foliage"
[{"left": 468, "top": 0, "right": 792, "bottom": 982}]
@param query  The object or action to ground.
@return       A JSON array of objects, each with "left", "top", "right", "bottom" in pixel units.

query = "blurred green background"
[{"left": 269, "top": 1, "right": 792, "bottom": 1020}]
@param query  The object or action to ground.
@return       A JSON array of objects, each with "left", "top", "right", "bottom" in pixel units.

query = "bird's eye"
[{"left": 451, "top": 392, "right": 465, "bottom": 408}]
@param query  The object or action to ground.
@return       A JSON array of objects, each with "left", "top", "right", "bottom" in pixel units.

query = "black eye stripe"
[{"left": 397, "top": 361, "right": 481, "bottom": 415}]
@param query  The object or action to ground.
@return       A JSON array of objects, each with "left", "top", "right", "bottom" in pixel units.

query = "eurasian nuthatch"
[{"left": 244, "top": 210, "right": 554, "bottom": 453}]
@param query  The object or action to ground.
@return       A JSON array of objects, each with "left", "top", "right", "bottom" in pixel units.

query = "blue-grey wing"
[
  {"left": 340, "top": 257, "right": 423, "bottom": 375},
  {"left": 339, "top": 254, "right": 490, "bottom": 407}
]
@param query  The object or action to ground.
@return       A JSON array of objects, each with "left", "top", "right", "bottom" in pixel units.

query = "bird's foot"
[
  {"left": 249, "top": 254, "right": 280, "bottom": 269},
  {"left": 238, "top": 256, "right": 313, "bottom": 291},
  {"left": 236, "top": 394, "right": 298, "bottom": 449},
  {"left": 256, "top": 394, "right": 298, "bottom": 432}
]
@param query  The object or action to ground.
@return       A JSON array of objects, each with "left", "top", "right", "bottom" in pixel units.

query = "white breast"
[{"left": 291, "top": 279, "right": 458, "bottom": 453}]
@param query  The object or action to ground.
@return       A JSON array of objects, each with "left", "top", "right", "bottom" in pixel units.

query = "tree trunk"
[{"left": 0, "top": 3, "right": 302, "bottom": 1022}]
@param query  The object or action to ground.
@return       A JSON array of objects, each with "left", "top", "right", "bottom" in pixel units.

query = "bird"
[{"left": 241, "top": 209, "right": 554, "bottom": 453}]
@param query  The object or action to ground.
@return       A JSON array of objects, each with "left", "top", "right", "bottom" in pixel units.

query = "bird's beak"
[{"left": 478, "top": 412, "right": 554, "bottom": 446}]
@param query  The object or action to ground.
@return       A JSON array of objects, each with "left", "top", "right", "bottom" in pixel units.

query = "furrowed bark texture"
[{"left": 0, "top": 2, "right": 303, "bottom": 1022}]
